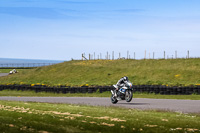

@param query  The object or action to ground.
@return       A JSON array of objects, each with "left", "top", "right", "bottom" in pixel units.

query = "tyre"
[
  {"left": 111, "top": 93, "right": 118, "bottom": 104},
  {"left": 125, "top": 90, "right": 133, "bottom": 102}
]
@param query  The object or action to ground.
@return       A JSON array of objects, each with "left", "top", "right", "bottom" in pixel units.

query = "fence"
[
  {"left": 0, "top": 63, "right": 56, "bottom": 68},
  {"left": 0, "top": 85, "right": 200, "bottom": 95},
  {"left": 82, "top": 50, "right": 192, "bottom": 60}
]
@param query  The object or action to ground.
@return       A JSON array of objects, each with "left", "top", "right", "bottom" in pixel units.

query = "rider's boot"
[{"left": 114, "top": 90, "right": 117, "bottom": 97}]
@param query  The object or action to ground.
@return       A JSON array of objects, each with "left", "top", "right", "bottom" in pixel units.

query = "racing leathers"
[{"left": 116, "top": 77, "right": 128, "bottom": 90}]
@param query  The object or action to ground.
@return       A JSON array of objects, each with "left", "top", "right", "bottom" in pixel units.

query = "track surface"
[
  {"left": 0, "top": 73, "right": 9, "bottom": 77},
  {"left": 0, "top": 97, "right": 200, "bottom": 113}
]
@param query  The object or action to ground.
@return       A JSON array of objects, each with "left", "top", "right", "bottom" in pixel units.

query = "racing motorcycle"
[{"left": 111, "top": 81, "right": 133, "bottom": 104}]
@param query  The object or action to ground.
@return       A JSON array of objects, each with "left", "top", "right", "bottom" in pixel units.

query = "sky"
[{"left": 0, "top": 0, "right": 200, "bottom": 60}]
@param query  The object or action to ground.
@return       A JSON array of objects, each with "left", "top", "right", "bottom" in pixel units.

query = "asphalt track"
[
  {"left": 0, "top": 73, "right": 9, "bottom": 77},
  {"left": 0, "top": 97, "right": 200, "bottom": 113}
]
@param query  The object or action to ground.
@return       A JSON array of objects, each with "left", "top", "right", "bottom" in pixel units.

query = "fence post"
[
  {"left": 144, "top": 50, "right": 146, "bottom": 59},
  {"left": 187, "top": 50, "right": 190, "bottom": 58},
  {"left": 82, "top": 54, "right": 88, "bottom": 60},
  {"left": 153, "top": 52, "right": 155, "bottom": 59},
  {"left": 127, "top": 51, "right": 129, "bottom": 59},
  {"left": 149, "top": 52, "right": 150, "bottom": 59},
  {"left": 134, "top": 52, "right": 135, "bottom": 59},
  {"left": 164, "top": 51, "right": 165, "bottom": 59},
  {"left": 175, "top": 51, "right": 177, "bottom": 59},
  {"left": 119, "top": 52, "right": 121, "bottom": 59},
  {"left": 112, "top": 51, "right": 114, "bottom": 60}
]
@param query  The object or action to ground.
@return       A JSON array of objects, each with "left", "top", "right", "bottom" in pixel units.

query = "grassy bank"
[
  {"left": 0, "top": 101, "right": 200, "bottom": 133},
  {"left": 1, "top": 90, "right": 200, "bottom": 100},
  {"left": 0, "top": 59, "right": 200, "bottom": 86}
]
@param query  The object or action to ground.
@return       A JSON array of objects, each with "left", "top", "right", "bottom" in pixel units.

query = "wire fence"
[{"left": 81, "top": 50, "right": 193, "bottom": 60}]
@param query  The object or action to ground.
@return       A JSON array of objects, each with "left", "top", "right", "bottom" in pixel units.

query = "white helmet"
[{"left": 123, "top": 76, "right": 128, "bottom": 81}]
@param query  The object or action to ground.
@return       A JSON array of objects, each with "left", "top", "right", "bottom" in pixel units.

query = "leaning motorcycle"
[{"left": 110, "top": 81, "right": 133, "bottom": 104}]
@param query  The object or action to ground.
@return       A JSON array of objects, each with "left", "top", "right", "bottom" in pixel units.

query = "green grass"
[
  {"left": 1, "top": 59, "right": 200, "bottom": 86},
  {"left": 0, "top": 90, "right": 111, "bottom": 97},
  {"left": 0, "top": 100, "right": 200, "bottom": 133},
  {"left": 1, "top": 90, "right": 200, "bottom": 100}
]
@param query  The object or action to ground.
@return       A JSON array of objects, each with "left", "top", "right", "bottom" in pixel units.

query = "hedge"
[{"left": 0, "top": 85, "right": 200, "bottom": 95}]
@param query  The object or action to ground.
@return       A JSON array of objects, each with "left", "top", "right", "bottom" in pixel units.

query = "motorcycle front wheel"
[
  {"left": 125, "top": 89, "right": 133, "bottom": 102},
  {"left": 111, "top": 91, "right": 118, "bottom": 104}
]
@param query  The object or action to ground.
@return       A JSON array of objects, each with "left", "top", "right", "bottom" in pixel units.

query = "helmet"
[{"left": 123, "top": 76, "right": 128, "bottom": 81}]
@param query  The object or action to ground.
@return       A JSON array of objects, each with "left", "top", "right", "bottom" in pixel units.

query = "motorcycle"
[{"left": 111, "top": 81, "right": 133, "bottom": 104}]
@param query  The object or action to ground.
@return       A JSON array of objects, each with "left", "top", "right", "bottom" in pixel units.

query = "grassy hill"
[{"left": 0, "top": 59, "right": 200, "bottom": 86}]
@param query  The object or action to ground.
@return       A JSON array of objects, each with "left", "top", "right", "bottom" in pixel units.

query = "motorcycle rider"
[{"left": 114, "top": 76, "right": 129, "bottom": 96}]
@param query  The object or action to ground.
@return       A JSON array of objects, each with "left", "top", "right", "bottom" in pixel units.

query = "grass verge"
[
  {"left": 1, "top": 59, "right": 200, "bottom": 86},
  {"left": 1, "top": 90, "right": 200, "bottom": 100},
  {"left": 0, "top": 100, "right": 200, "bottom": 133}
]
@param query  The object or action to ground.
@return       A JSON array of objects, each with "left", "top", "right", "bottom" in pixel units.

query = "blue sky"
[{"left": 0, "top": 0, "right": 200, "bottom": 60}]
